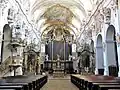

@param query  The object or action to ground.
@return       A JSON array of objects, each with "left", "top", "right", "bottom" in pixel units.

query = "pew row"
[
  {"left": 71, "top": 74, "right": 120, "bottom": 90},
  {"left": 0, "top": 75, "right": 48, "bottom": 90}
]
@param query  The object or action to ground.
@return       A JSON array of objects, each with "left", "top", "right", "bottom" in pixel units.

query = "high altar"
[
  {"left": 44, "top": 40, "right": 73, "bottom": 74},
  {"left": 43, "top": 30, "right": 74, "bottom": 74}
]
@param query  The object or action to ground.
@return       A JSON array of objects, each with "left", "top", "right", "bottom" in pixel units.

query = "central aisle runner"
[{"left": 41, "top": 76, "right": 79, "bottom": 90}]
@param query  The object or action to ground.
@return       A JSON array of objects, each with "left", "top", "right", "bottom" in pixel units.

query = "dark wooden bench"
[
  {"left": 0, "top": 85, "right": 23, "bottom": 90},
  {"left": 0, "top": 82, "right": 29, "bottom": 90},
  {"left": 71, "top": 74, "right": 120, "bottom": 90},
  {"left": 82, "top": 75, "right": 119, "bottom": 90},
  {"left": 87, "top": 79, "right": 120, "bottom": 90},
  {"left": 0, "top": 75, "right": 48, "bottom": 90},
  {"left": 93, "top": 84, "right": 120, "bottom": 90},
  {"left": 92, "top": 82, "right": 120, "bottom": 90}
]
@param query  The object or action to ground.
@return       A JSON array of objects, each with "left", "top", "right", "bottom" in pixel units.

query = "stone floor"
[{"left": 41, "top": 75, "right": 79, "bottom": 90}]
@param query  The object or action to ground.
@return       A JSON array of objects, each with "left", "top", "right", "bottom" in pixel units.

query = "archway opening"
[
  {"left": 106, "top": 25, "right": 118, "bottom": 76},
  {"left": 90, "top": 40, "right": 95, "bottom": 74},
  {"left": 1, "top": 24, "right": 12, "bottom": 63},
  {"left": 96, "top": 34, "right": 104, "bottom": 75}
]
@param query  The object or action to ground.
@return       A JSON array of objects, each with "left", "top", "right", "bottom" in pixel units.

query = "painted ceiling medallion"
[{"left": 43, "top": 4, "right": 73, "bottom": 24}]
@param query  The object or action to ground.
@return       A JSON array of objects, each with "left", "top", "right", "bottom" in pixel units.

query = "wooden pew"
[
  {"left": 81, "top": 75, "right": 118, "bottom": 90},
  {"left": 93, "top": 84, "right": 120, "bottom": 90},
  {"left": 3, "top": 75, "right": 35, "bottom": 90},
  {"left": 0, "top": 82, "right": 28, "bottom": 90},
  {"left": 85, "top": 75, "right": 120, "bottom": 90},
  {"left": 0, "top": 85, "right": 23, "bottom": 90},
  {"left": 88, "top": 79, "right": 120, "bottom": 90},
  {"left": 0, "top": 75, "right": 48, "bottom": 90},
  {"left": 71, "top": 74, "right": 120, "bottom": 90},
  {"left": 92, "top": 82, "right": 120, "bottom": 90},
  {"left": 0, "top": 78, "right": 28, "bottom": 90}
]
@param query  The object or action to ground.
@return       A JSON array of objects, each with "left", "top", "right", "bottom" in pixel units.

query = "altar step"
[
  {"left": 41, "top": 76, "right": 79, "bottom": 90},
  {"left": 53, "top": 71, "right": 64, "bottom": 78}
]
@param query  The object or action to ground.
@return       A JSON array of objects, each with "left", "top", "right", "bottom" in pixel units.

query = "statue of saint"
[
  {"left": 45, "top": 55, "right": 48, "bottom": 61},
  {"left": 57, "top": 54, "right": 60, "bottom": 68},
  {"left": 57, "top": 54, "right": 60, "bottom": 60},
  {"left": 54, "top": 29, "right": 63, "bottom": 41},
  {"left": 69, "top": 55, "right": 72, "bottom": 61}
]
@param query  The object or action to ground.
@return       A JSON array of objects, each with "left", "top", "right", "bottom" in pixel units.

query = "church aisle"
[{"left": 41, "top": 76, "right": 79, "bottom": 90}]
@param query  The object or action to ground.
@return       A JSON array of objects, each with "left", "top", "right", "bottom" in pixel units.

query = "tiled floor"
[{"left": 41, "top": 76, "right": 79, "bottom": 90}]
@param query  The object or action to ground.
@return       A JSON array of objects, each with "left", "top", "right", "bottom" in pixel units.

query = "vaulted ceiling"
[{"left": 30, "top": 0, "right": 96, "bottom": 39}]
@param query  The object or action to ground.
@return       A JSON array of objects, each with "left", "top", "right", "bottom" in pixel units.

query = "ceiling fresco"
[{"left": 30, "top": 0, "right": 95, "bottom": 39}]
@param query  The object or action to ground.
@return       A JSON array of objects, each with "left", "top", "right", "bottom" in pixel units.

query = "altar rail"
[
  {"left": 71, "top": 74, "right": 120, "bottom": 90},
  {"left": 0, "top": 74, "right": 48, "bottom": 90}
]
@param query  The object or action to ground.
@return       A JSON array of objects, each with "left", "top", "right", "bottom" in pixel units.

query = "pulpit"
[{"left": 9, "top": 56, "right": 23, "bottom": 76}]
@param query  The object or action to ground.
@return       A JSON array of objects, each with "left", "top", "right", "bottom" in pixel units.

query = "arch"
[
  {"left": 1, "top": 24, "right": 12, "bottom": 62},
  {"left": 97, "top": 35, "right": 102, "bottom": 46},
  {"left": 90, "top": 40, "right": 95, "bottom": 73},
  {"left": 106, "top": 25, "right": 115, "bottom": 41},
  {"left": 96, "top": 34, "right": 104, "bottom": 75},
  {"left": 106, "top": 25, "right": 118, "bottom": 76},
  {"left": 90, "top": 40, "right": 94, "bottom": 52}
]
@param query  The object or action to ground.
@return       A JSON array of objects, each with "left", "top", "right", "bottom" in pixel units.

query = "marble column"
[{"left": 103, "top": 42, "right": 109, "bottom": 75}]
